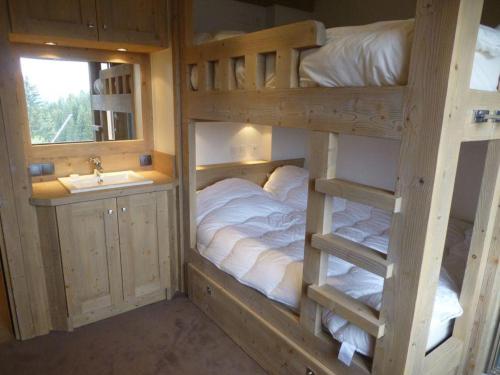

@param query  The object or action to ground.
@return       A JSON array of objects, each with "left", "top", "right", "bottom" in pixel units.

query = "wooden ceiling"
[{"left": 237, "top": 0, "right": 315, "bottom": 12}]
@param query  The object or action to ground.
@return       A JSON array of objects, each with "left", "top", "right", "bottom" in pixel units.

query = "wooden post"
[
  {"left": 300, "top": 131, "right": 338, "bottom": 334},
  {"left": 372, "top": 0, "right": 484, "bottom": 373}
]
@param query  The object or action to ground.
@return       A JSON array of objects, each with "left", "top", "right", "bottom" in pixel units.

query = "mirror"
[{"left": 20, "top": 58, "right": 142, "bottom": 145}]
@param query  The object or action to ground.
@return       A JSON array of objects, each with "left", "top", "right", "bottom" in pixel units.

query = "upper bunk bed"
[{"left": 182, "top": 18, "right": 500, "bottom": 141}]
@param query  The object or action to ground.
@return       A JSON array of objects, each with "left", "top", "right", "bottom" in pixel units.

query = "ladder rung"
[
  {"left": 308, "top": 284, "right": 385, "bottom": 338},
  {"left": 315, "top": 178, "right": 402, "bottom": 213},
  {"left": 312, "top": 233, "right": 393, "bottom": 279}
]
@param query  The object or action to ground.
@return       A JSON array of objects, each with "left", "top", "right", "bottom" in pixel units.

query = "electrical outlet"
[{"left": 140, "top": 154, "right": 152, "bottom": 166}]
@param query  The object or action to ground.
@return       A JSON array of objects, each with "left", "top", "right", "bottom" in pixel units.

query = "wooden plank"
[
  {"left": 300, "top": 132, "right": 337, "bottom": 334},
  {"left": 36, "top": 206, "right": 71, "bottom": 331},
  {"left": 312, "top": 233, "right": 393, "bottom": 279},
  {"left": 275, "top": 48, "right": 299, "bottom": 89},
  {"left": 308, "top": 284, "right": 385, "bottom": 339},
  {"left": 0, "top": 0, "right": 51, "bottom": 339},
  {"left": 454, "top": 140, "right": 500, "bottom": 374},
  {"left": 423, "top": 337, "right": 464, "bottom": 375},
  {"left": 184, "top": 20, "right": 325, "bottom": 64},
  {"left": 373, "top": 0, "right": 486, "bottom": 373},
  {"left": 91, "top": 94, "right": 133, "bottom": 113},
  {"left": 196, "top": 158, "right": 305, "bottom": 190},
  {"left": 187, "top": 87, "right": 405, "bottom": 139},
  {"left": 187, "top": 248, "right": 372, "bottom": 374},
  {"left": 316, "top": 178, "right": 402, "bottom": 213},
  {"left": 189, "top": 262, "right": 370, "bottom": 375}
]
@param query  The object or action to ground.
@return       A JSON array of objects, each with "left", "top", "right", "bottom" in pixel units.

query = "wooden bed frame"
[{"left": 175, "top": 0, "right": 500, "bottom": 374}]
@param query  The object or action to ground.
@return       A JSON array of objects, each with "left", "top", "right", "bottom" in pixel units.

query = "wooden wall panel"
[{"left": 0, "top": 0, "right": 51, "bottom": 338}]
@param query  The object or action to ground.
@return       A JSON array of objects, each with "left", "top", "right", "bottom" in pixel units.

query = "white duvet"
[
  {"left": 191, "top": 21, "right": 500, "bottom": 91},
  {"left": 196, "top": 166, "right": 469, "bottom": 360}
]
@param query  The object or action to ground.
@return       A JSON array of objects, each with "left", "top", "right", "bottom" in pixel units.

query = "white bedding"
[
  {"left": 196, "top": 166, "right": 470, "bottom": 361},
  {"left": 191, "top": 21, "right": 500, "bottom": 91}
]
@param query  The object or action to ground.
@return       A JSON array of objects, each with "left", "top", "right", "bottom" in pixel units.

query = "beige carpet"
[{"left": 0, "top": 296, "right": 266, "bottom": 375}]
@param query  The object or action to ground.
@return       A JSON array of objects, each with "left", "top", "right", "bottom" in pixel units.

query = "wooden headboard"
[{"left": 195, "top": 158, "right": 305, "bottom": 190}]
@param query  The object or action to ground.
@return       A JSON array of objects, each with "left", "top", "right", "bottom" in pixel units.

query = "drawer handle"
[
  {"left": 107, "top": 209, "right": 113, "bottom": 215},
  {"left": 121, "top": 207, "right": 127, "bottom": 212},
  {"left": 88, "top": 22, "right": 96, "bottom": 29}
]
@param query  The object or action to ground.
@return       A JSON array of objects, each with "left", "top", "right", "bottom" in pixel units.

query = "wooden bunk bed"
[{"left": 175, "top": 0, "right": 500, "bottom": 374}]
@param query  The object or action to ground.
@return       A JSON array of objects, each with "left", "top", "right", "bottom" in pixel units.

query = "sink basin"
[{"left": 58, "top": 171, "right": 153, "bottom": 194}]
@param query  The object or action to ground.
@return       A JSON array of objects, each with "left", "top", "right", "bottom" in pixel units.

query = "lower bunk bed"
[{"left": 187, "top": 159, "right": 472, "bottom": 375}]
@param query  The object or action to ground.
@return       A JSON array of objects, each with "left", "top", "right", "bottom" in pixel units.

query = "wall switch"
[
  {"left": 140, "top": 154, "right": 152, "bottom": 166},
  {"left": 28, "top": 162, "right": 54, "bottom": 177}
]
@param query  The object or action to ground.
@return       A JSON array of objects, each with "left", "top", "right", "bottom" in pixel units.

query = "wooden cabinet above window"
[{"left": 8, "top": 0, "right": 168, "bottom": 52}]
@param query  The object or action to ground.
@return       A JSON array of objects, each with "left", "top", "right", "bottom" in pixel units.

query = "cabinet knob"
[
  {"left": 88, "top": 22, "right": 96, "bottom": 29},
  {"left": 103, "top": 24, "right": 108, "bottom": 30},
  {"left": 107, "top": 209, "right": 113, "bottom": 215},
  {"left": 121, "top": 207, "right": 127, "bottom": 212}
]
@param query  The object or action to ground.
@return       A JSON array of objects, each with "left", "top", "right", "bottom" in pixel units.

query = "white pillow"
[{"left": 263, "top": 165, "right": 308, "bottom": 210}]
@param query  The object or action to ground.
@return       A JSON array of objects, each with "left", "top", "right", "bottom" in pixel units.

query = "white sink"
[{"left": 58, "top": 171, "right": 153, "bottom": 194}]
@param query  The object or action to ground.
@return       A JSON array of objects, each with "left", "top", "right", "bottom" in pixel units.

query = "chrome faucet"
[{"left": 89, "top": 156, "right": 104, "bottom": 183}]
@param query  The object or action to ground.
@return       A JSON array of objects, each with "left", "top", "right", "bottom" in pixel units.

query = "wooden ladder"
[{"left": 300, "top": 131, "right": 401, "bottom": 355}]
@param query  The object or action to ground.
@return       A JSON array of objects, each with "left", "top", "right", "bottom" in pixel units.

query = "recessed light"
[
  {"left": 45, "top": 42, "right": 57, "bottom": 46},
  {"left": 117, "top": 48, "right": 128, "bottom": 52}
]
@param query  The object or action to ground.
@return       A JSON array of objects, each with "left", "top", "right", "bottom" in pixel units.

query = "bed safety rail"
[
  {"left": 185, "top": 20, "right": 326, "bottom": 91},
  {"left": 183, "top": 21, "right": 405, "bottom": 139}
]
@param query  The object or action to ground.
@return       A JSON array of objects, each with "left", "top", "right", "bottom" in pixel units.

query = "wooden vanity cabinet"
[{"left": 39, "top": 190, "right": 175, "bottom": 329}]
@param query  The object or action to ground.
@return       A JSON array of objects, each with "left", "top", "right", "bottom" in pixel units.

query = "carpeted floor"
[{"left": 0, "top": 296, "right": 266, "bottom": 375}]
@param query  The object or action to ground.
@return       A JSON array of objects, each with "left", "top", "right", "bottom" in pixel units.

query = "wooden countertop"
[{"left": 31, "top": 171, "right": 177, "bottom": 207}]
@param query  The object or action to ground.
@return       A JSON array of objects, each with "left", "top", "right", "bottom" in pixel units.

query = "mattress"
[
  {"left": 196, "top": 166, "right": 470, "bottom": 364},
  {"left": 191, "top": 21, "right": 500, "bottom": 92}
]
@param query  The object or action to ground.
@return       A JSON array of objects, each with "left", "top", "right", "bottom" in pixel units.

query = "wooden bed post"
[
  {"left": 188, "top": 120, "right": 197, "bottom": 250},
  {"left": 300, "top": 132, "right": 338, "bottom": 334},
  {"left": 372, "top": 0, "right": 485, "bottom": 374}
]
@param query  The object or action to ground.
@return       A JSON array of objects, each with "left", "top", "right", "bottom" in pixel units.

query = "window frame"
[{"left": 13, "top": 44, "right": 153, "bottom": 160}]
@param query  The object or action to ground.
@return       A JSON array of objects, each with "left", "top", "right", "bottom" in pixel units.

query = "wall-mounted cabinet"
[
  {"left": 37, "top": 186, "right": 177, "bottom": 330},
  {"left": 8, "top": 0, "right": 168, "bottom": 51}
]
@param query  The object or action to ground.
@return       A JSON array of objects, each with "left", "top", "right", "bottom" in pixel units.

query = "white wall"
[
  {"left": 196, "top": 123, "right": 272, "bottom": 165},
  {"left": 336, "top": 135, "right": 400, "bottom": 191},
  {"left": 150, "top": 49, "right": 176, "bottom": 155},
  {"left": 271, "top": 127, "right": 309, "bottom": 162}
]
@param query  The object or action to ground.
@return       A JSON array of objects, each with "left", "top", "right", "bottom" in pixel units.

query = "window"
[{"left": 20, "top": 57, "right": 140, "bottom": 145}]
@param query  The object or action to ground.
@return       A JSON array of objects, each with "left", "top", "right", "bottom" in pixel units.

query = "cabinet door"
[
  {"left": 96, "top": 0, "right": 167, "bottom": 47},
  {"left": 56, "top": 199, "right": 122, "bottom": 327},
  {"left": 8, "top": 0, "right": 98, "bottom": 40},
  {"left": 117, "top": 192, "right": 170, "bottom": 304}
]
